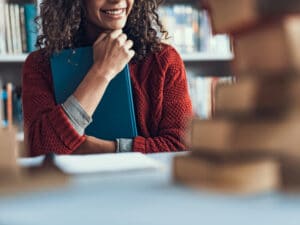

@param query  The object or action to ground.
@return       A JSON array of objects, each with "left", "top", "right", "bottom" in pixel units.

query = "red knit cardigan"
[{"left": 22, "top": 45, "right": 193, "bottom": 156}]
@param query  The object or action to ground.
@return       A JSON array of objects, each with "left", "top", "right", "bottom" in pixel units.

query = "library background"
[{"left": 1, "top": 0, "right": 300, "bottom": 224}]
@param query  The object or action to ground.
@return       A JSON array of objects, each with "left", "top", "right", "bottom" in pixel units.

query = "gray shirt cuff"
[
  {"left": 116, "top": 138, "right": 133, "bottom": 153},
  {"left": 61, "top": 95, "right": 92, "bottom": 135}
]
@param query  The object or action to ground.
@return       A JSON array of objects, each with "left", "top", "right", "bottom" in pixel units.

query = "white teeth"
[{"left": 103, "top": 9, "right": 124, "bottom": 15}]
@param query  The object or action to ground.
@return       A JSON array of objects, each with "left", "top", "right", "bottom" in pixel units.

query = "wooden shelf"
[
  {"left": 0, "top": 54, "right": 28, "bottom": 63},
  {"left": 181, "top": 52, "right": 233, "bottom": 62}
]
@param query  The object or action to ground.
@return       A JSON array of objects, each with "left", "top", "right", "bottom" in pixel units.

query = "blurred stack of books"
[
  {"left": 0, "top": 133, "right": 68, "bottom": 195},
  {"left": 159, "top": 4, "right": 231, "bottom": 54},
  {"left": 0, "top": 2, "right": 37, "bottom": 54},
  {"left": 174, "top": 0, "right": 300, "bottom": 194}
]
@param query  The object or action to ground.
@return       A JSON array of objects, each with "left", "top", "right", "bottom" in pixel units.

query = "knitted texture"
[{"left": 22, "top": 45, "right": 193, "bottom": 155}]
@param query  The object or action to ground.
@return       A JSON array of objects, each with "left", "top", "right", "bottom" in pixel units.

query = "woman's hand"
[
  {"left": 91, "top": 29, "right": 135, "bottom": 82},
  {"left": 72, "top": 135, "right": 117, "bottom": 155},
  {"left": 73, "top": 30, "right": 134, "bottom": 116}
]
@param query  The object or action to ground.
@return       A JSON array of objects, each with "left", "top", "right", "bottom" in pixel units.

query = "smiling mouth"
[{"left": 100, "top": 8, "right": 126, "bottom": 16}]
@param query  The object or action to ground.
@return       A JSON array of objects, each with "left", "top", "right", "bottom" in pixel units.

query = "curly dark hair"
[{"left": 36, "top": 0, "right": 168, "bottom": 60}]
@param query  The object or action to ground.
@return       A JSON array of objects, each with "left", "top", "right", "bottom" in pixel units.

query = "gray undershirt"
[{"left": 61, "top": 95, "right": 133, "bottom": 153}]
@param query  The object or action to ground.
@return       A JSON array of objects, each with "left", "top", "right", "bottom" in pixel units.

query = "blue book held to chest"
[{"left": 50, "top": 46, "right": 138, "bottom": 140}]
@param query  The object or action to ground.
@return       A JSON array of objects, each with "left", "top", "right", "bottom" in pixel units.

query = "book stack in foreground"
[
  {"left": 173, "top": 0, "right": 300, "bottom": 194},
  {"left": 0, "top": 128, "right": 68, "bottom": 196}
]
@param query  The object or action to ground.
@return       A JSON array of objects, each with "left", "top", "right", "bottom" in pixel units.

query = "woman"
[{"left": 22, "top": 0, "right": 193, "bottom": 156}]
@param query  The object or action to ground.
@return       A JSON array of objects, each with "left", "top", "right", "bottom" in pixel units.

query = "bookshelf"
[
  {"left": 0, "top": 0, "right": 38, "bottom": 143},
  {"left": 160, "top": 0, "right": 234, "bottom": 119},
  {"left": 160, "top": 1, "right": 233, "bottom": 73}
]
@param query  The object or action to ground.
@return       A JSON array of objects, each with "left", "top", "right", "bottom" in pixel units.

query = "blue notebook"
[{"left": 50, "top": 46, "right": 138, "bottom": 140}]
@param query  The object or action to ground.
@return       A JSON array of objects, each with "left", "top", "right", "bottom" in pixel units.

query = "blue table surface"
[{"left": 1, "top": 152, "right": 300, "bottom": 225}]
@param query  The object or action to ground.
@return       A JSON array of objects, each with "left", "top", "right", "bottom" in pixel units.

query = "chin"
[{"left": 104, "top": 22, "right": 127, "bottom": 30}]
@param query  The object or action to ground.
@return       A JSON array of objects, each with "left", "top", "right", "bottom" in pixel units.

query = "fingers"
[
  {"left": 94, "top": 30, "right": 130, "bottom": 47},
  {"left": 127, "top": 49, "right": 135, "bottom": 59},
  {"left": 109, "top": 29, "right": 123, "bottom": 39},
  {"left": 94, "top": 29, "right": 135, "bottom": 60},
  {"left": 123, "top": 39, "right": 135, "bottom": 60},
  {"left": 94, "top": 29, "right": 122, "bottom": 46},
  {"left": 114, "top": 32, "right": 135, "bottom": 57},
  {"left": 93, "top": 32, "right": 109, "bottom": 46},
  {"left": 124, "top": 39, "right": 134, "bottom": 50},
  {"left": 116, "top": 33, "right": 128, "bottom": 46}
]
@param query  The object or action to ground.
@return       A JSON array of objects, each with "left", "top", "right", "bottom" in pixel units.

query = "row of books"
[
  {"left": 159, "top": 4, "right": 231, "bottom": 54},
  {"left": 0, "top": 3, "right": 37, "bottom": 54},
  {"left": 187, "top": 74, "right": 234, "bottom": 119},
  {"left": 174, "top": 0, "right": 300, "bottom": 194},
  {"left": 0, "top": 81, "right": 23, "bottom": 131}
]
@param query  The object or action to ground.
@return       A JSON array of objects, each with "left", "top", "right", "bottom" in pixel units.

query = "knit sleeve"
[
  {"left": 22, "top": 51, "right": 86, "bottom": 156},
  {"left": 132, "top": 47, "right": 193, "bottom": 153}
]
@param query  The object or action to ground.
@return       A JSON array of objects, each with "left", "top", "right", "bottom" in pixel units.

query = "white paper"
[
  {"left": 19, "top": 156, "right": 44, "bottom": 167},
  {"left": 53, "top": 152, "right": 165, "bottom": 174}
]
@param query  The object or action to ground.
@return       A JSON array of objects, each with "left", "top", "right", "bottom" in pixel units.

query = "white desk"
[{"left": 1, "top": 152, "right": 300, "bottom": 225}]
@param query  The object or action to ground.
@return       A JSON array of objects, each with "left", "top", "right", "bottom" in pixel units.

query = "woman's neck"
[{"left": 83, "top": 21, "right": 111, "bottom": 45}]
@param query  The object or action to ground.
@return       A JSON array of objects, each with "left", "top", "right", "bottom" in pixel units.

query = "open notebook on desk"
[
  {"left": 19, "top": 153, "right": 165, "bottom": 174},
  {"left": 50, "top": 46, "right": 138, "bottom": 140}
]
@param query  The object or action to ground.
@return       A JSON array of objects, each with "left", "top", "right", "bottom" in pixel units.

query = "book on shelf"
[
  {"left": 6, "top": 82, "right": 13, "bottom": 128},
  {"left": 50, "top": 46, "right": 138, "bottom": 140},
  {"left": 24, "top": 3, "right": 37, "bottom": 53},
  {"left": 233, "top": 15, "right": 300, "bottom": 75},
  {"left": 188, "top": 76, "right": 213, "bottom": 119},
  {"left": 173, "top": 154, "right": 279, "bottom": 194},
  {"left": 0, "top": 80, "right": 23, "bottom": 131},
  {"left": 203, "top": 0, "right": 300, "bottom": 34},
  {"left": 4, "top": 3, "right": 13, "bottom": 54},
  {"left": 0, "top": 80, "right": 3, "bottom": 128},
  {"left": 0, "top": 1, "right": 6, "bottom": 54},
  {"left": 187, "top": 72, "right": 233, "bottom": 119},
  {"left": 19, "top": 5, "right": 28, "bottom": 53},
  {"left": 14, "top": 4, "right": 24, "bottom": 54},
  {"left": 10, "top": 4, "right": 21, "bottom": 54},
  {"left": 159, "top": 4, "right": 195, "bottom": 53}
]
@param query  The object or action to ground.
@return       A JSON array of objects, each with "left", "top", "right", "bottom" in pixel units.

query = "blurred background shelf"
[
  {"left": 0, "top": 52, "right": 234, "bottom": 63},
  {"left": 181, "top": 52, "right": 233, "bottom": 62},
  {"left": 0, "top": 54, "right": 28, "bottom": 63}
]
